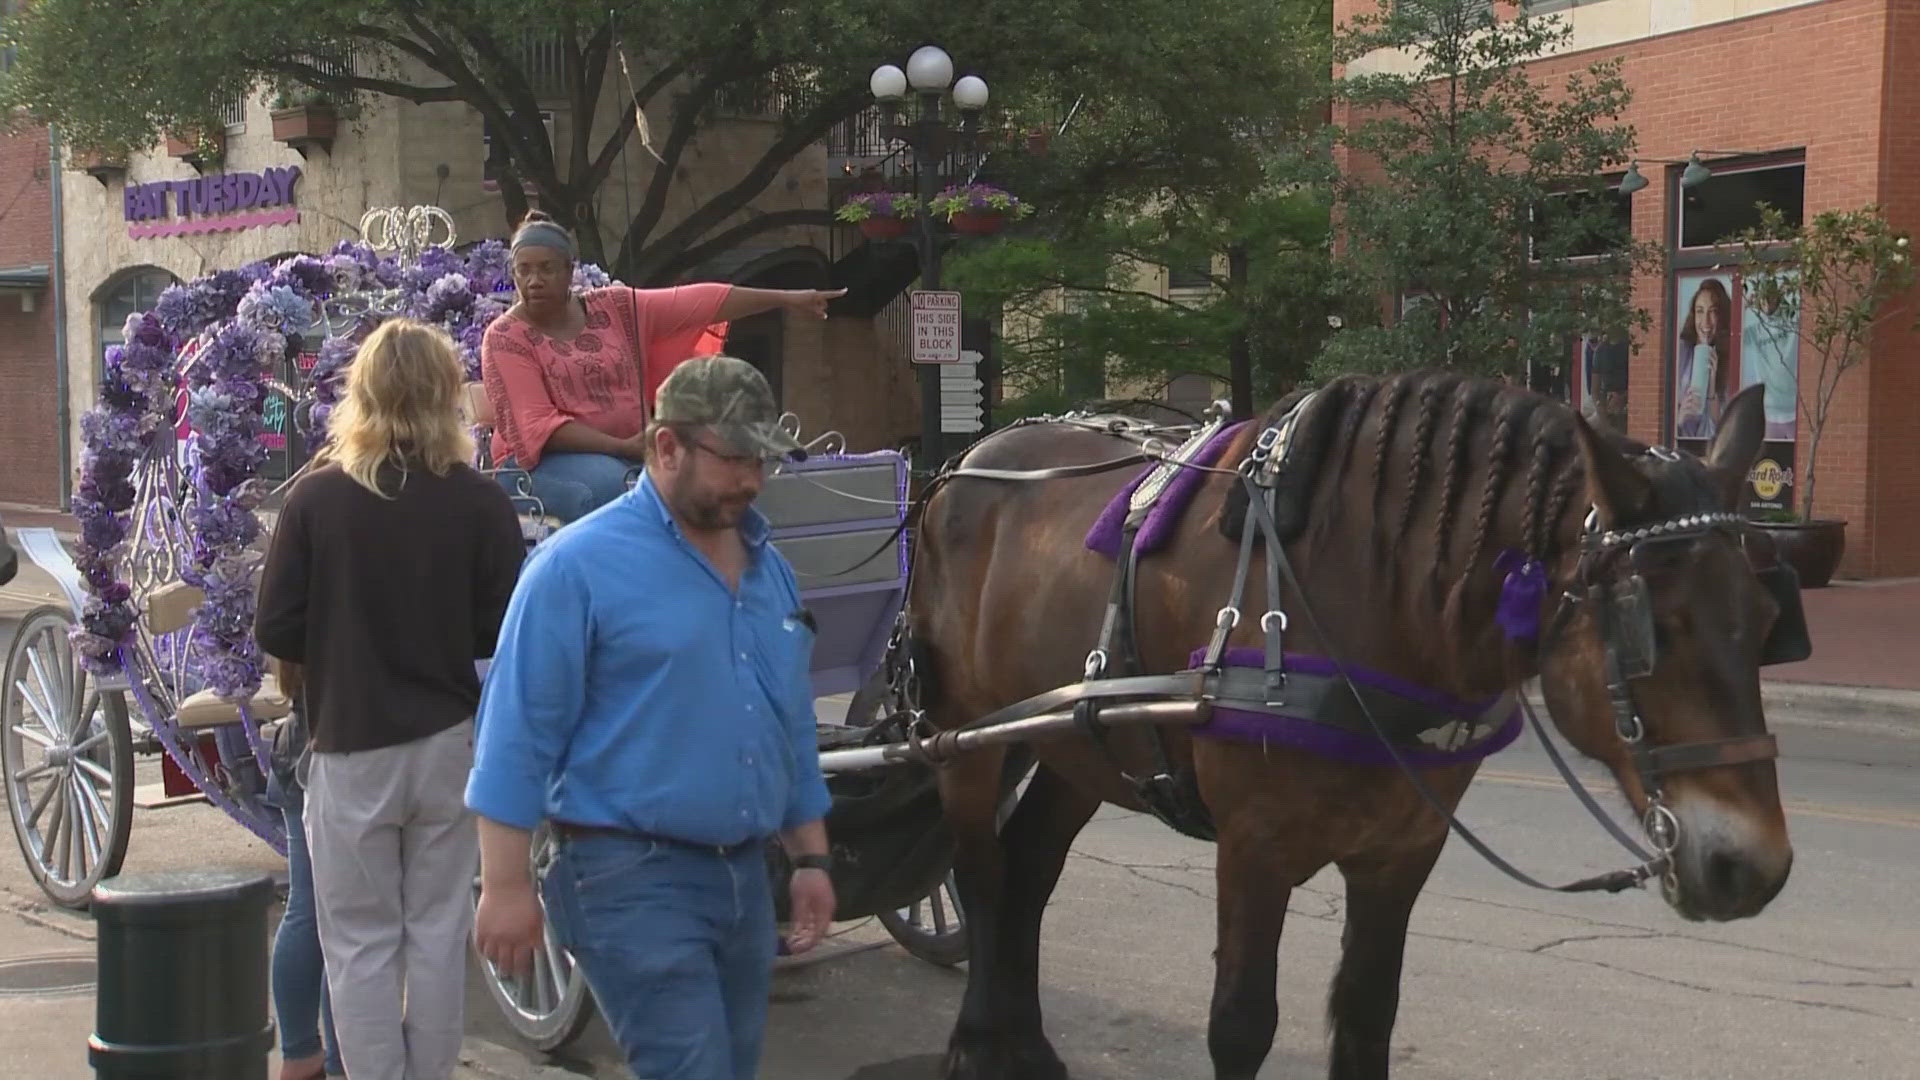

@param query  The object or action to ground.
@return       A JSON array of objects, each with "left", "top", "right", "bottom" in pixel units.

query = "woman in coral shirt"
[{"left": 482, "top": 212, "right": 842, "bottom": 521}]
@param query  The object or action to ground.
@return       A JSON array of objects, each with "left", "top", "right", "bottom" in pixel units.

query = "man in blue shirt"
[{"left": 469, "top": 355, "right": 835, "bottom": 1080}]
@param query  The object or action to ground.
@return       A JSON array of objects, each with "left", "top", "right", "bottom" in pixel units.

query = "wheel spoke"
[
  {"left": 12, "top": 761, "right": 55, "bottom": 783},
  {"left": 929, "top": 886, "right": 950, "bottom": 935},
  {"left": 68, "top": 774, "right": 100, "bottom": 874},
  {"left": 26, "top": 765, "right": 59, "bottom": 829},
  {"left": 543, "top": 935, "right": 570, "bottom": 1002},
  {"left": 76, "top": 768, "right": 113, "bottom": 846},
  {"left": 46, "top": 778, "right": 69, "bottom": 878},
  {"left": 71, "top": 728, "right": 110, "bottom": 757},
  {"left": 531, "top": 947, "right": 554, "bottom": 1015},
  {"left": 13, "top": 677, "right": 58, "bottom": 741},
  {"left": 74, "top": 754, "right": 114, "bottom": 787},
  {"left": 65, "top": 641, "right": 87, "bottom": 725},
  {"left": 9, "top": 720, "right": 56, "bottom": 751},
  {"left": 26, "top": 639, "right": 68, "bottom": 740}
]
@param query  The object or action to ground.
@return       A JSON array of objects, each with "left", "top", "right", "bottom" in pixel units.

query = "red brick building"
[
  {"left": 1336, "top": 0, "right": 1920, "bottom": 577},
  {"left": 0, "top": 115, "right": 64, "bottom": 509}
]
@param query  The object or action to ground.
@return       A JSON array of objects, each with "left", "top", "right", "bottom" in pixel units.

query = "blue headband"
[{"left": 512, "top": 221, "right": 576, "bottom": 260}]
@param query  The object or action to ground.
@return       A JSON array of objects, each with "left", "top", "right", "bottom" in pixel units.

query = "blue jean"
[
  {"left": 267, "top": 768, "right": 344, "bottom": 1076},
  {"left": 542, "top": 834, "right": 777, "bottom": 1080},
  {"left": 499, "top": 452, "right": 634, "bottom": 523}
]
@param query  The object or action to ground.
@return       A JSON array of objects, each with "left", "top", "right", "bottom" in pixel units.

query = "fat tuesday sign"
[{"left": 123, "top": 166, "right": 303, "bottom": 239}]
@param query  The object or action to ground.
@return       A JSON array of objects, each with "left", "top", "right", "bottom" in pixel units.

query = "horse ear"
[
  {"left": 1571, "top": 412, "right": 1653, "bottom": 528},
  {"left": 1704, "top": 382, "right": 1768, "bottom": 509}
]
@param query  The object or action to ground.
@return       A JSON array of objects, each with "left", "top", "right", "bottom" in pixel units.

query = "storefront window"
[
  {"left": 1666, "top": 156, "right": 1804, "bottom": 514},
  {"left": 1678, "top": 162, "right": 1805, "bottom": 249}
]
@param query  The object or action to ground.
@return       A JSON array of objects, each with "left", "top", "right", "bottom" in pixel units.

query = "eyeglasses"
[{"left": 685, "top": 436, "right": 780, "bottom": 474}]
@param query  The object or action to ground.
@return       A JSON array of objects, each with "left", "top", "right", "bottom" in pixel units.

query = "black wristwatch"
[{"left": 793, "top": 853, "right": 833, "bottom": 873}]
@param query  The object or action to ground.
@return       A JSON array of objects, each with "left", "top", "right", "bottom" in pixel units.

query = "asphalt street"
[{"left": 1, "top": 605, "right": 1915, "bottom": 1079}]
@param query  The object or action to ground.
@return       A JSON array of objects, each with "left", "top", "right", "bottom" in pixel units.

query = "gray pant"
[{"left": 306, "top": 719, "right": 477, "bottom": 1080}]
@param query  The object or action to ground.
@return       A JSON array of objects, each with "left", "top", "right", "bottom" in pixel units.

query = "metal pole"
[
  {"left": 914, "top": 92, "right": 945, "bottom": 472},
  {"left": 48, "top": 124, "right": 73, "bottom": 511}
]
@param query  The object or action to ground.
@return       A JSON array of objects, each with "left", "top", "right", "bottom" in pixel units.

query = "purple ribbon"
[{"left": 1493, "top": 548, "right": 1547, "bottom": 642}]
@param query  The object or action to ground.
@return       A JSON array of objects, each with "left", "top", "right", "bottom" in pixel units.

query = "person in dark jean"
[
  {"left": 257, "top": 318, "right": 526, "bottom": 1080},
  {"left": 264, "top": 663, "right": 343, "bottom": 1080},
  {"left": 468, "top": 355, "right": 836, "bottom": 1080}
]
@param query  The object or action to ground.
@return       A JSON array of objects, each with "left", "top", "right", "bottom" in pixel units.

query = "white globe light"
[
  {"left": 906, "top": 45, "right": 954, "bottom": 91},
  {"left": 869, "top": 64, "right": 907, "bottom": 101},
  {"left": 952, "top": 75, "right": 989, "bottom": 111}
]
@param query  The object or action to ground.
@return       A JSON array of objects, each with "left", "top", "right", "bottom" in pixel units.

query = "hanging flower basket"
[
  {"left": 859, "top": 216, "right": 912, "bottom": 241},
  {"left": 835, "top": 191, "right": 921, "bottom": 241},
  {"left": 950, "top": 210, "right": 1007, "bottom": 236},
  {"left": 928, "top": 184, "right": 1033, "bottom": 236}
]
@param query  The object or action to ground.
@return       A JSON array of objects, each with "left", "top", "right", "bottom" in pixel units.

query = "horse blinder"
[{"left": 1754, "top": 562, "right": 1812, "bottom": 667}]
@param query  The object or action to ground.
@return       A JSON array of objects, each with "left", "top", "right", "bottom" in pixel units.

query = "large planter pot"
[
  {"left": 1754, "top": 519, "right": 1847, "bottom": 588},
  {"left": 949, "top": 210, "right": 1006, "bottom": 236},
  {"left": 857, "top": 216, "right": 911, "bottom": 241},
  {"left": 164, "top": 128, "right": 225, "bottom": 172}
]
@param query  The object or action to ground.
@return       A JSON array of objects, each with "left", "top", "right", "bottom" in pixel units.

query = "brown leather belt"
[{"left": 548, "top": 820, "right": 760, "bottom": 856}]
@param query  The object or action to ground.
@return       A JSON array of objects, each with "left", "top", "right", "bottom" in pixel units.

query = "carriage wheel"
[
  {"left": 2, "top": 606, "right": 135, "bottom": 909},
  {"left": 471, "top": 823, "right": 595, "bottom": 1051},
  {"left": 877, "top": 869, "right": 969, "bottom": 967},
  {"left": 876, "top": 761, "right": 1029, "bottom": 968}
]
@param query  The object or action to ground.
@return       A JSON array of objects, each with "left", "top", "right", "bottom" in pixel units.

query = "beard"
[{"left": 669, "top": 471, "right": 754, "bottom": 532}]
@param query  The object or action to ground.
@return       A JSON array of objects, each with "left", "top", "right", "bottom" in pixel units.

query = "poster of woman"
[
  {"left": 1741, "top": 270, "right": 1800, "bottom": 442},
  {"left": 1674, "top": 273, "right": 1736, "bottom": 439}
]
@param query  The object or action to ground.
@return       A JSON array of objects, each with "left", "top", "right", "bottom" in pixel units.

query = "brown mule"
[{"left": 905, "top": 372, "right": 1792, "bottom": 1080}]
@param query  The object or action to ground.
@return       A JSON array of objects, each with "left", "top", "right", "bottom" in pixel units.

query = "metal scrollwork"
[{"left": 359, "top": 205, "right": 457, "bottom": 266}]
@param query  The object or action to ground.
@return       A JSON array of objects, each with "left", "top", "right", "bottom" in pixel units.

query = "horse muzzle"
[{"left": 1659, "top": 792, "right": 1794, "bottom": 921}]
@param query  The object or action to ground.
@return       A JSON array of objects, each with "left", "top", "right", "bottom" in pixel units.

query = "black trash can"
[{"left": 88, "top": 869, "right": 276, "bottom": 1079}]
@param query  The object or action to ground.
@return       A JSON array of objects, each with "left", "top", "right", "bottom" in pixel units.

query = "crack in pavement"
[
  {"left": 1420, "top": 885, "right": 1907, "bottom": 977},
  {"left": 1527, "top": 931, "right": 1666, "bottom": 954}
]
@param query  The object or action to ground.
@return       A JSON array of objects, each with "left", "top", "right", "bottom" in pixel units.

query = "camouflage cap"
[{"left": 654, "top": 354, "right": 807, "bottom": 461}]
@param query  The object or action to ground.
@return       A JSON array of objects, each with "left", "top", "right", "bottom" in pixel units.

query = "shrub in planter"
[{"left": 1722, "top": 204, "right": 1916, "bottom": 585}]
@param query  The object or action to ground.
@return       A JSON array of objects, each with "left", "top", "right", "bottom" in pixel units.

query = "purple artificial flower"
[
  {"left": 423, "top": 273, "right": 475, "bottom": 321},
  {"left": 268, "top": 254, "right": 333, "bottom": 298}
]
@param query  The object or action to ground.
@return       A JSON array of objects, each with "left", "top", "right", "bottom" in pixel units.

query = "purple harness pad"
[
  {"left": 1186, "top": 648, "right": 1521, "bottom": 768},
  {"left": 1085, "top": 421, "right": 1250, "bottom": 559}
]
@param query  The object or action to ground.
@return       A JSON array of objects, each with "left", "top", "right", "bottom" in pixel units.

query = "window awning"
[{"left": 0, "top": 265, "right": 51, "bottom": 291}]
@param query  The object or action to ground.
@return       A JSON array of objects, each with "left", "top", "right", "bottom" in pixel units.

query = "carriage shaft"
[{"left": 818, "top": 700, "right": 1200, "bottom": 774}]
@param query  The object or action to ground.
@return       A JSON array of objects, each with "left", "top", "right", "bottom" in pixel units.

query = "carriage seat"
[
  {"left": 462, "top": 381, "right": 554, "bottom": 542},
  {"left": 142, "top": 563, "right": 265, "bottom": 638},
  {"left": 175, "top": 672, "right": 292, "bottom": 729}
]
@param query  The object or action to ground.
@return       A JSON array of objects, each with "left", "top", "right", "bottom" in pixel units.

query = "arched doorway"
[
  {"left": 723, "top": 247, "right": 832, "bottom": 408},
  {"left": 95, "top": 266, "right": 180, "bottom": 373}
]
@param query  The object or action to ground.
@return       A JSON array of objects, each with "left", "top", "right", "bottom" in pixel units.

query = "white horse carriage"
[{"left": 2, "top": 207, "right": 970, "bottom": 1049}]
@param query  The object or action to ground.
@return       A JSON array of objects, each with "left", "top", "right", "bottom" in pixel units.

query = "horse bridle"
[{"left": 1544, "top": 495, "right": 1803, "bottom": 880}]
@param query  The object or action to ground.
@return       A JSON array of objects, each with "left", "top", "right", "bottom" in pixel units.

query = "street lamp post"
[{"left": 871, "top": 46, "right": 988, "bottom": 472}]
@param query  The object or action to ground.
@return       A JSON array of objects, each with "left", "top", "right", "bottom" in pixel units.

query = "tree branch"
[
  {"left": 619, "top": 62, "right": 744, "bottom": 267},
  {"left": 654, "top": 209, "right": 838, "bottom": 279},
  {"left": 258, "top": 58, "right": 461, "bottom": 104},
  {"left": 585, "top": 56, "right": 690, "bottom": 194},
  {"left": 629, "top": 87, "right": 870, "bottom": 282}
]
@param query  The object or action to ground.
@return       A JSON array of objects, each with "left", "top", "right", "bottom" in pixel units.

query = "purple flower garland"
[{"left": 70, "top": 236, "right": 619, "bottom": 700}]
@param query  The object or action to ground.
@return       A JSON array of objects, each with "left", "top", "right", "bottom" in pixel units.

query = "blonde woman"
[{"left": 257, "top": 318, "right": 525, "bottom": 1080}]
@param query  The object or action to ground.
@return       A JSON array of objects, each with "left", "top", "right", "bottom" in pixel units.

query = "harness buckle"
[
  {"left": 1216, "top": 606, "right": 1242, "bottom": 630},
  {"left": 1260, "top": 610, "right": 1288, "bottom": 633},
  {"left": 1084, "top": 650, "right": 1108, "bottom": 680}
]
